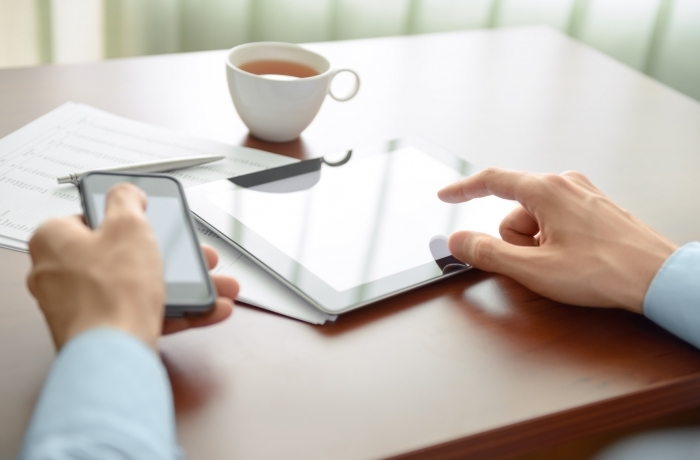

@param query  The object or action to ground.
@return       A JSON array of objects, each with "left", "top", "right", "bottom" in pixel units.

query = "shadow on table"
[
  {"left": 312, "top": 269, "right": 492, "bottom": 337},
  {"left": 239, "top": 133, "right": 311, "bottom": 160},
  {"left": 161, "top": 351, "right": 221, "bottom": 415},
  {"left": 315, "top": 269, "right": 700, "bottom": 381},
  {"left": 457, "top": 274, "right": 700, "bottom": 372}
]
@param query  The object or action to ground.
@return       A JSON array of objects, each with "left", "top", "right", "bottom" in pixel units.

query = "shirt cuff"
[
  {"left": 644, "top": 242, "right": 700, "bottom": 349},
  {"left": 19, "top": 327, "right": 180, "bottom": 460}
]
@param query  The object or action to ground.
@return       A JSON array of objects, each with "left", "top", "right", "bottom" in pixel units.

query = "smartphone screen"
[{"left": 79, "top": 172, "right": 215, "bottom": 316}]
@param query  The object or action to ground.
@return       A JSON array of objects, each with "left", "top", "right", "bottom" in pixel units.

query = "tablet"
[{"left": 186, "top": 138, "right": 516, "bottom": 314}]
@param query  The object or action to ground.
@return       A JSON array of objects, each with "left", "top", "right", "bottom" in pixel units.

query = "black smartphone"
[{"left": 79, "top": 172, "right": 216, "bottom": 317}]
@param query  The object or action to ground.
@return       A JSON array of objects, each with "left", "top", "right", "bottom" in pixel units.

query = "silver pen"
[{"left": 57, "top": 154, "right": 225, "bottom": 185}]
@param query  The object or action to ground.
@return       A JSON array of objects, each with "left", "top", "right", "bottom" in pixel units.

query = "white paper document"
[{"left": 0, "top": 102, "right": 336, "bottom": 324}]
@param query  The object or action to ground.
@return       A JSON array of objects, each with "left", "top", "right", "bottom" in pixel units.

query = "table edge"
[{"left": 390, "top": 373, "right": 700, "bottom": 459}]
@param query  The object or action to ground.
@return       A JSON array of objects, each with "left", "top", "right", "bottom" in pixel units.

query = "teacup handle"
[{"left": 329, "top": 69, "right": 360, "bottom": 102}]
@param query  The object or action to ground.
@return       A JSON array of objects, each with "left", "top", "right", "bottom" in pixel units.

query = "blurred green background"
[{"left": 1, "top": 0, "right": 699, "bottom": 100}]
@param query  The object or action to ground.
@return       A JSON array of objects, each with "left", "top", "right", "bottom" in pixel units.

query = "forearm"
[
  {"left": 19, "top": 328, "right": 181, "bottom": 460},
  {"left": 643, "top": 242, "right": 700, "bottom": 349}
]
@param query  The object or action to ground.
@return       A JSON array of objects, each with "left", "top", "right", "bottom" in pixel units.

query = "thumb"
[
  {"left": 448, "top": 231, "right": 532, "bottom": 276},
  {"left": 104, "top": 183, "right": 147, "bottom": 219},
  {"left": 101, "top": 182, "right": 150, "bottom": 236}
]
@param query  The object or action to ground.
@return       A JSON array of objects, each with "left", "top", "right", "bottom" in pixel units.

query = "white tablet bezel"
[{"left": 186, "top": 138, "right": 476, "bottom": 314}]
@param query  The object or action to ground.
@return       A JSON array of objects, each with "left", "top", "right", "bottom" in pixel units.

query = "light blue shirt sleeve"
[
  {"left": 644, "top": 242, "right": 700, "bottom": 349},
  {"left": 19, "top": 328, "right": 182, "bottom": 460}
]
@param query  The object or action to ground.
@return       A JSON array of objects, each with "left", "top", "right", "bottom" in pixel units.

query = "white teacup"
[{"left": 225, "top": 42, "right": 360, "bottom": 143}]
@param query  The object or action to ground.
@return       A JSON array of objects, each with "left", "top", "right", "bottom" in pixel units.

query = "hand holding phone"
[
  {"left": 28, "top": 183, "right": 166, "bottom": 349},
  {"left": 27, "top": 178, "right": 237, "bottom": 350},
  {"left": 79, "top": 172, "right": 217, "bottom": 317}
]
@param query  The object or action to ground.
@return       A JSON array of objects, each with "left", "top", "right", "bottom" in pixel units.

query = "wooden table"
[{"left": 2, "top": 26, "right": 700, "bottom": 459}]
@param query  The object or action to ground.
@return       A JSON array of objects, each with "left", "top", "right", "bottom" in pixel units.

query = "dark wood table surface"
[{"left": 2, "top": 26, "right": 700, "bottom": 459}]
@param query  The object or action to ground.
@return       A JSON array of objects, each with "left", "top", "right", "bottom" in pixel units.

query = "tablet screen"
[{"left": 205, "top": 144, "right": 514, "bottom": 292}]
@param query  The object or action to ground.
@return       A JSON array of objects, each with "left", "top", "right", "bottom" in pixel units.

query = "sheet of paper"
[
  {"left": 0, "top": 102, "right": 336, "bottom": 324},
  {"left": 0, "top": 102, "right": 294, "bottom": 247}
]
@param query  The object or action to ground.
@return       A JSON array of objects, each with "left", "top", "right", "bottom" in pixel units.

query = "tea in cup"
[{"left": 226, "top": 42, "right": 360, "bottom": 143}]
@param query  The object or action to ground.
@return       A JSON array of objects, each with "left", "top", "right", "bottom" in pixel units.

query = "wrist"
[
  {"left": 626, "top": 241, "right": 678, "bottom": 314},
  {"left": 54, "top": 307, "right": 162, "bottom": 351}
]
